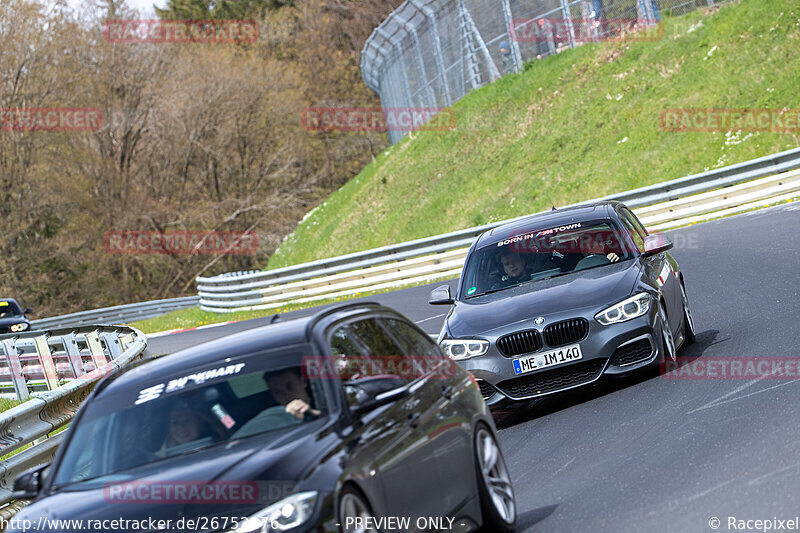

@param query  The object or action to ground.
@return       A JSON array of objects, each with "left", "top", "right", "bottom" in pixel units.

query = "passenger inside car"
[{"left": 156, "top": 402, "right": 226, "bottom": 457}]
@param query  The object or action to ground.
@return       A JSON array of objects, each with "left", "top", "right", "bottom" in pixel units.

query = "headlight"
[
  {"left": 228, "top": 491, "right": 318, "bottom": 532},
  {"left": 440, "top": 339, "right": 489, "bottom": 360},
  {"left": 10, "top": 323, "right": 28, "bottom": 332},
  {"left": 595, "top": 293, "right": 652, "bottom": 325}
]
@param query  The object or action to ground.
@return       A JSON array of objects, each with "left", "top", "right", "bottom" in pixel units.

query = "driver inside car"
[
  {"left": 579, "top": 236, "right": 620, "bottom": 263},
  {"left": 265, "top": 367, "right": 321, "bottom": 420}
]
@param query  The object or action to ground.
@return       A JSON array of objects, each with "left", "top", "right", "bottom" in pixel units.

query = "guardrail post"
[
  {"left": 84, "top": 330, "right": 108, "bottom": 371},
  {"left": 1, "top": 339, "right": 30, "bottom": 402},
  {"left": 62, "top": 333, "right": 85, "bottom": 378},
  {"left": 33, "top": 335, "right": 59, "bottom": 391},
  {"left": 101, "top": 332, "right": 123, "bottom": 359}
]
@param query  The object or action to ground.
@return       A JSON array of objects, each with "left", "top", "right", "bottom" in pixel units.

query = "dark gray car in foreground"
[
  {"left": 430, "top": 202, "right": 695, "bottom": 407},
  {"left": 10, "top": 303, "right": 515, "bottom": 533}
]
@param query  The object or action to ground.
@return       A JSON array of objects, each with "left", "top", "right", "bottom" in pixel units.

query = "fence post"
[
  {"left": 412, "top": 1, "right": 453, "bottom": 105},
  {"left": 560, "top": 0, "right": 577, "bottom": 49},
  {"left": 501, "top": 0, "right": 523, "bottom": 73}
]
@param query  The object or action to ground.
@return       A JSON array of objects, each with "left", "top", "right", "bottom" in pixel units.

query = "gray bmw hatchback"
[{"left": 430, "top": 201, "right": 695, "bottom": 407}]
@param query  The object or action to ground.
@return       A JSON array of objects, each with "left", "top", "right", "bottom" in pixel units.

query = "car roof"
[
  {"left": 99, "top": 302, "right": 389, "bottom": 393},
  {"left": 474, "top": 201, "right": 619, "bottom": 249}
]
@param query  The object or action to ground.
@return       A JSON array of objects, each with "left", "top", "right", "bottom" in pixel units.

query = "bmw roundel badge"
[{"left": 534, "top": 317, "right": 545, "bottom": 325}]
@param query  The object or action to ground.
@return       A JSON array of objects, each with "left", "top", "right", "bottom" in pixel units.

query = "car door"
[
  {"left": 382, "top": 317, "right": 475, "bottom": 515},
  {"left": 327, "top": 317, "right": 444, "bottom": 523},
  {"left": 619, "top": 206, "right": 682, "bottom": 335}
]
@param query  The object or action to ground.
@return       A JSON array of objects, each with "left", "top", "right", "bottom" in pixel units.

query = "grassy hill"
[{"left": 269, "top": 0, "right": 800, "bottom": 268}]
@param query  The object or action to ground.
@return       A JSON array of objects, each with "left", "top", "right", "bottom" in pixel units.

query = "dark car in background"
[
  {"left": 430, "top": 201, "right": 695, "bottom": 407},
  {"left": 0, "top": 298, "right": 32, "bottom": 334},
  {"left": 10, "top": 303, "right": 515, "bottom": 533}
]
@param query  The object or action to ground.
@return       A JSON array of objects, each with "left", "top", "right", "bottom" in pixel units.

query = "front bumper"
[{"left": 456, "top": 304, "right": 666, "bottom": 405}]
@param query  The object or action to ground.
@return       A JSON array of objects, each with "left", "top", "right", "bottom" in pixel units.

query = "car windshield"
[
  {"left": 52, "top": 347, "right": 327, "bottom": 488},
  {"left": 461, "top": 220, "right": 635, "bottom": 298},
  {"left": 0, "top": 300, "right": 23, "bottom": 318}
]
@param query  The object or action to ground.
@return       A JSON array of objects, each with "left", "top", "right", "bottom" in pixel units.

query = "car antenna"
[
  {"left": 551, "top": 205, "right": 557, "bottom": 211},
  {"left": 270, "top": 314, "right": 281, "bottom": 324}
]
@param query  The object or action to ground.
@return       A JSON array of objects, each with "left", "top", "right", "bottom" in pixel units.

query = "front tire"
[
  {"left": 475, "top": 425, "right": 516, "bottom": 532},
  {"left": 659, "top": 302, "right": 676, "bottom": 363},
  {"left": 680, "top": 281, "right": 696, "bottom": 346},
  {"left": 339, "top": 486, "right": 376, "bottom": 533}
]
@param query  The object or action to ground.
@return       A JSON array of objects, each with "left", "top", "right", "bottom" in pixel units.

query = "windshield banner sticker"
[
  {"left": 496, "top": 223, "right": 582, "bottom": 248},
  {"left": 135, "top": 363, "right": 246, "bottom": 405}
]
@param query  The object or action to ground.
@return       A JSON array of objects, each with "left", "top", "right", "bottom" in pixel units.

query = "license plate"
[{"left": 512, "top": 344, "right": 583, "bottom": 375}]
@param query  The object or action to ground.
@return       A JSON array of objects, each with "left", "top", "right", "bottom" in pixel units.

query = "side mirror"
[
  {"left": 643, "top": 234, "right": 673, "bottom": 256},
  {"left": 13, "top": 463, "right": 50, "bottom": 500},
  {"left": 24, "top": 308, "right": 33, "bottom": 315},
  {"left": 428, "top": 285, "right": 454, "bottom": 305}
]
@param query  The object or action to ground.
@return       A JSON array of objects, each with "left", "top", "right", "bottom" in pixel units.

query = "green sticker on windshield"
[{"left": 467, "top": 287, "right": 477, "bottom": 295}]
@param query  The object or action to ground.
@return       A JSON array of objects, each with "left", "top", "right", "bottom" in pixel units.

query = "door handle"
[
  {"left": 408, "top": 412, "right": 420, "bottom": 428},
  {"left": 441, "top": 385, "right": 453, "bottom": 400}
]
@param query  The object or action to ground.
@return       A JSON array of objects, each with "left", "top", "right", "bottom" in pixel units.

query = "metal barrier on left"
[{"left": 0, "top": 326, "right": 148, "bottom": 522}]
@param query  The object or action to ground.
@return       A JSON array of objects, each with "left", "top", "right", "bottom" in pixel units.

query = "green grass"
[
  {"left": 0, "top": 397, "right": 22, "bottom": 414},
  {"left": 130, "top": 277, "right": 454, "bottom": 334},
  {"left": 269, "top": 0, "right": 800, "bottom": 268}
]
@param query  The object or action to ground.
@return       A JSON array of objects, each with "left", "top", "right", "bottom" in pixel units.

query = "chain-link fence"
[{"left": 361, "top": 0, "right": 731, "bottom": 144}]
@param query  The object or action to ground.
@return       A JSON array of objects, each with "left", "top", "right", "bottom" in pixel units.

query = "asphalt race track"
[{"left": 148, "top": 202, "right": 800, "bottom": 532}]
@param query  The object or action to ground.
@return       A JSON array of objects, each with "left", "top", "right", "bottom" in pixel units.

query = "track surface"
[{"left": 149, "top": 203, "right": 800, "bottom": 532}]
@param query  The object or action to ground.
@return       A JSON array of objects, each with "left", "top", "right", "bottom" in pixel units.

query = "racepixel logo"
[
  {"left": 103, "top": 20, "right": 259, "bottom": 44},
  {"left": 301, "top": 107, "right": 456, "bottom": 133},
  {"left": 509, "top": 18, "right": 663, "bottom": 44},
  {"left": 103, "top": 230, "right": 258, "bottom": 255},
  {"left": 661, "top": 109, "right": 800, "bottom": 133},
  {"left": 1, "top": 108, "right": 102, "bottom": 132}
]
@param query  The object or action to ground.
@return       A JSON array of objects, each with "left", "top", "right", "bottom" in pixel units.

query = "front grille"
[
  {"left": 495, "top": 359, "right": 607, "bottom": 399},
  {"left": 497, "top": 330, "right": 543, "bottom": 357},
  {"left": 543, "top": 318, "right": 589, "bottom": 347},
  {"left": 611, "top": 337, "right": 653, "bottom": 366},
  {"left": 476, "top": 380, "right": 496, "bottom": 400}
]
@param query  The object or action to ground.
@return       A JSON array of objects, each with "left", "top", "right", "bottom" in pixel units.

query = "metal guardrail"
[
  {"left": 26, "top": 147, "right": 800, "bottom": 323},
  {"left": 30, "top": 296, "right": 199, "bottom": 330},
  {"left": 197, "top": 147, "right": 800, "bottom": 312},
  {"left": 0, "top": 326, "right": 147, "bottom": 518}
]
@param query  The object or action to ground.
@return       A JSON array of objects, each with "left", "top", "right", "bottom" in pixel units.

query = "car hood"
[
  {"left": 448, "top": 260, "right": 641, "bottom": 337},
  {"left": 15, "top": 421, "right": 329, "bottom": 529}
]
